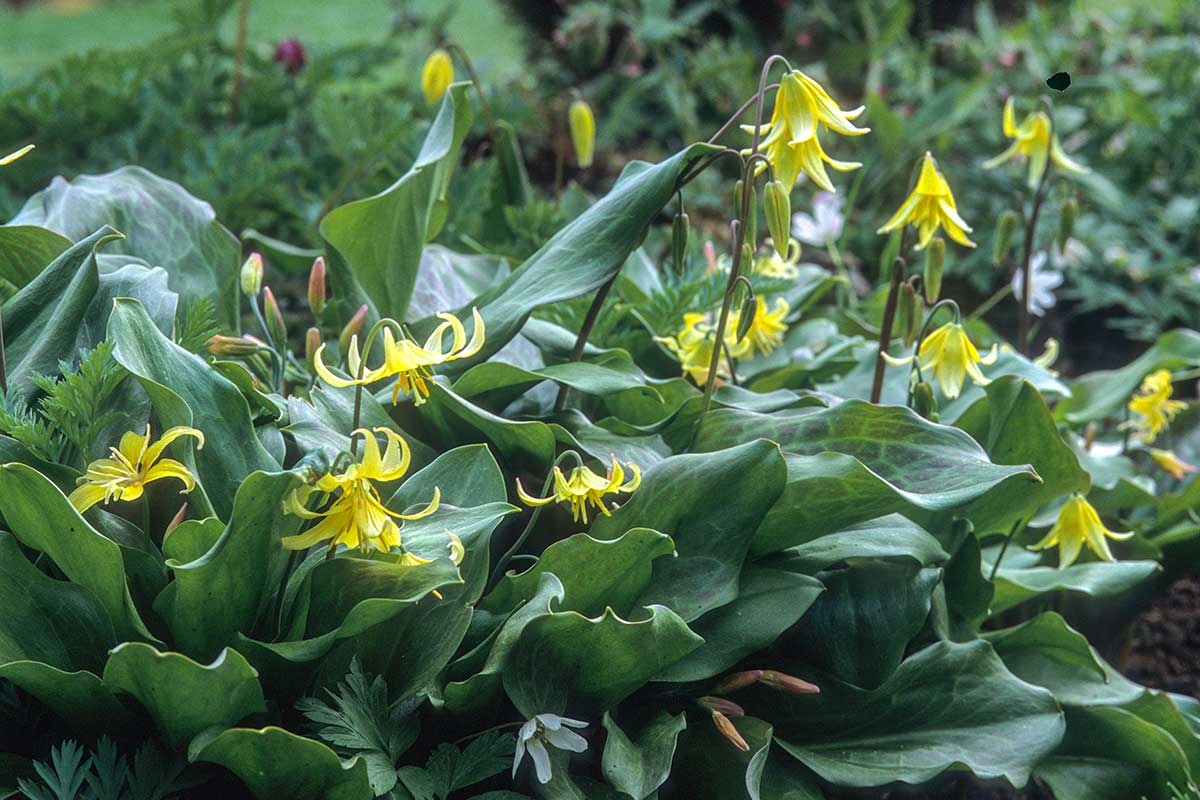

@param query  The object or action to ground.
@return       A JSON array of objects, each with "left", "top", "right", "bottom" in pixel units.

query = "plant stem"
[
  {"left": 0, "top": 308, "right": 7, "bottom": 394},
  {"left": 1017, "top": 104, "right": 1057, "bottom": 355},
  {"left": 488, "top": 452, "right": 582, "bottom": 590},
  {"left": 827, "top": 239, "right": 852, "bottom": 308},
  {"left": 870, "top": 256, "right": 907, "bottom": 404},
  {"left": 705, "top": 83, "right": 781, "bottom": 146},
  {"left": 967, "top": 284, "right": 1014, "bottom": 324},
  {"left": 142, "top": 496, "right": 154, "bottom": 554},
  {"left": 229, "top": 0, "right": 250, "bottom": 123},
  {"left": 443, "top": 40, "right": 500, "bottom": 145},
  {"left": 554, "top": 271, "right": 619, "bottom": 412},
  {"left": 989, "top": 518, "right": 1024, "bottom": 582}
]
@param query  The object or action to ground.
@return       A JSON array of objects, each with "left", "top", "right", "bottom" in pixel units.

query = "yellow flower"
[
  {"left": 655, "top": 313, "right": 731, "bottom": 385},
  {"left": 877, "top": 152, "right": 975, "bottom": 249},
  {"left": 752, "top": 238, "right": 802, "bottom": 279},
  {"left": 742, "top": 70, "right": 868, "bottom": 192},
  {"left": 727, "top": 296, "right": 790, "bottom": 359},
  {"left": 313, "top": 309, "right": 485, "bottom": 406},
  {"left": 282, "top": 427, "right": 440, "bottom": 552},
  {"left": 69, "top": 425, "right": 204, "bottom": 513},
  {"left": 0, "top": 145, "right": 34, "bottom": 166},
  {"left": 515, "top": 454, "right": 641, "bottom": 524},
  {"left": 568, "top": 98, "right": 596, "bottom": 168},
  {"left": 983, "top": 98, "right": 1087, "bottom": 188},
  {"left": 1126, "top": 369, "right": 1186, "bottom": 443},
  {"left": 1031, "top": 494, "right": 1132, "bottom": 567},
  {"left": 1150, "top": 449, "right": 1197, "bottom": 480},
  {"left": 883, "top": 322, "right": 996, "bottom": 400},
  {"left": 421, "top": 48, "right": 454, "bottom": 104}
]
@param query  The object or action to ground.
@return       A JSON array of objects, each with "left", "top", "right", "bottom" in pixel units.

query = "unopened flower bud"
[
  {"left": 697, "top": 696, "right": 745, "bottom": 717},
  {"left": 273, "top": 38, "right": 307, "bottom": 74},
  {"left": 703, "top": 240, "right": 718, "bottom": 274},
  {"left": 305, "top": 327, "right": 321, "bottom": 371},
  {"left": 308, "top": 256, "right": 327, "bottom": 315},
  {"left": 207, "top": 334, "right": 262, "bottom": 357},
  {"left": 713, "top": 669, "right": 764, "bottom": 694},
  {"left": 1151, "top": 449, "right": 1198, "bottom": 480},
  {"left": 568, "top": 98, "right": 596, "bottom": 169},
  {"left": 240, "top": 252, "right": 264, "bottom": 297},
  {"left": 421, "top": 49, "right": 454, "bottom": 105},
  {"left": 739, "top": 242, "right": 754, "bottom": 275},
  {"left": 764, "top": 180, "right": 791, "bottom": 258},
  {"left": 340, "top": 304, "right": 368, "bottom": 359},
  {"left": 164, "top": 503, "right": 188, "bottom": 538},
  {"left": 993, "top": 210, "right": 1020, "bottom": 265},
  {"left": 912, "top": 380, "right": 939, "bottom": 422},
  {"left": 1083, "top": 422, "right": 1098, "bottom": 452},
  {"left": 672, "top": 210, "right": 689, "bottom": 275},
  {"left": 711, "top": 711, "right": 750, "bottom": 752},
  {"left": 923, "top": 237, "right": 945, "bottom": 303},
  {"left": 759, "top": 670, "right": 820, "bottom": 695},
  {"left": 263, "top": 286, "right": 287, "bottom": 346},
  {"left": 896, "top": 280, "right": 918, "bottom": 347},
  {"left": 1058, "top": 198, "right": 1078, "bottom": 255}
]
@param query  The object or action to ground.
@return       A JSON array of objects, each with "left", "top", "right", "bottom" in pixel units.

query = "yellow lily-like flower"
[
  {"left": 515, "top": 455, "right": 641, "bottom": 524},
  {"left": 0, "top": 144, "right": 34, "bottom": 166},
  {"left": 568, "top": 98, "right": 596, "bottom": 168},
  {"left": 1126, "top": 369, "right": 1187, "bottom": 443},
  {"left": 69, "top": 425, "right": 205, "bottom": 513},
  {"left": 421, "top": 48, "right": 454, "bottom": 104},
  {"left": 742, "top": 70, "right": 868, "bottom": 192},
  {"left": 752, "top": 238, "right": 803, "bottom": 279},
  {"left": 728, "top": 296, "right": 790, "bottom": 359},
  {"left": 655, "top": 313, "right": 730, "bottom": 385},
  {"left": 877, "top": 152, "right": 975, "bottom": 249},
  {"left": 1150, "top": 448, "right": 1197, "bottom": 480},
  {"left": 884, "top": 321, "right": 996, "bottom": 400},
  {"left": 1031, "top": 494, "right": 1132, "bottom": 567},
  {"left": 282, "top": 427, "right": 440, "bottom": 552},
  {"left": 313, "top": 308, "right": 485, "bottom": 406},
  {"left": 983, "top": 98, "right": 1087, "bottom": 188}
]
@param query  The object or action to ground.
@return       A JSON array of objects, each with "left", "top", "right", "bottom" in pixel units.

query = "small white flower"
[
  {"left": 513, "top": 713, "right": 588, "bottom": 784},
  {"left": 1011, "top": 251, "right": 1063, "bottom": 317},
  {"left": 1051, "top": 238, "right": 1091, "bottom": 270},
  {"left": 791, "top": 191, "right": 844, "bottom": 247}
]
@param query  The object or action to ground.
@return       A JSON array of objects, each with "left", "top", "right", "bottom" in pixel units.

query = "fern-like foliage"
[
  {"left": 174, "top": 296, "right": 221, "bottom": 354},
  {"left": 16, "top": 738, "right": 187, "bottom": 800}
]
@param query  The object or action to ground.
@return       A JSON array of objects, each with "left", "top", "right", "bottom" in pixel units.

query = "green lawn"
[{"left": 0, "top": 0, "right": 524, "bottom": 82}]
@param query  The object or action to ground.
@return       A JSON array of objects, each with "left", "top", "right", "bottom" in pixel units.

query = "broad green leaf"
[
  {"left": 385, "top": 443, "right": 508, "bottom": 510},
  {"left": 549, "top": 411, "right": 672, "bottom": 468},
  {"left": 502, "top": 605, "right": 702, "bottom": 717},
  {"left": 0, "top": 662, "right": 130, "bottom": 732},
  {"left": 11, "top": 167, "right": 242, "bottom": 329},
  {"left": 1056, "top": 329, "right": 1200, "bottom": 425},
  {"left": 481, "top": 529, "right": 675, "bottom": 620},
  {"left": 320, "top": 84, "right": 472, "bottom": 323},
  {"left": 189, "top": 726, "right": 372, "bottom": 800},
  {"left": 788, "top": 561, "right": 941, "bottom": 690},
  {"left": 451, "top": 356, "right": 658, "bottom": 410},
  {"left": 0, "top": 224, "right": 70, "bottom": 288},
  {"left": 773, "top": 640, "right": 1064, "bottom": 788},
  {"left": 102, "top": 643, "right": 267, "bottom": 750},
  {"left": 81, "top": 262, "right": 178, "bottom": 347},
  {"left": 155, "top": 471, "right": 301, "bottom": 660},
  {"left": 774, "top": 514, "right": 949, "bottom": 573},
  {"left": 0, "top": 463, "right": 153, "bottom": 642},
  {"left": 655, "top": 564, "right": 824, "bottom": 683},
  {"left": 1035, "top": 757, "right": 1155, "bottom": 800},
  {"left": 421, "top": 382, "right": 556, "bottom": 469},
  {"left": 426, "top": 143, "right": 718, "bottom": 363},
  {"left": 601, "top": 712, "right": 686, "bottom": 800},
  {"left": 590, "top": 440, "right": 787, "bottom": 622},
  {"left": 982, "top": 546, "right": 1160, "bottom": 614},
  {"left": 954, "top": 378, "right": 1090, "bottom": 535},
  {"left": 109, "top": 297, "right": 279, "bottom": 520},
  {"left": 1, "top": 227, "right": 113, "bottom": 399}
]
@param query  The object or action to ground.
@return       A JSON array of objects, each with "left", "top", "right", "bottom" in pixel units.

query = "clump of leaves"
[{"left": 16, "top": 738, "right": 186, "bottom": 800}]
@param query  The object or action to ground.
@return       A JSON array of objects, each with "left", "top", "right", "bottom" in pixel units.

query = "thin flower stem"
[
  {"left": 142, "top": 496, "right": 154, "bottom": 554},
  {"left": 967, "top": 284, "right": 1014, "bottom": 324},
  {"left": 488, "top": 451, "right": 583, "bottom": 591},
  {"left": 989, "top": 518, "right": 1025, "bottom": 582},
  {"left": 346, "top": 319, "right": 403, "bottom": 458},
  {"left": 870, "top": 256, "right": 907, "bottom": 404},
  {"left": 443, "top": 40, "right": 500, "bottom": 146},
  {"left": 554, "top": 271, "right": 620, "bottom": 412},
  {"left": 1017, "top": 98, "right": 1057, "bottom": 355},
  {"left": 826, "top": 239, "right": 852, "bottom": 308},
  {"left": 0, "top": 308, "right": 7, "bottom": 394},
  {"left": 706, "top": 83, "right": 781, "bottom": 146},
  {"left": 453, "top": 721, "right": 522, "bottom": 747}
]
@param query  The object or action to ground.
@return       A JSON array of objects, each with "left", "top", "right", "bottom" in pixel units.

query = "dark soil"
[{"left": 1120, "top": 574, "right": 1200, "bottom": 699}]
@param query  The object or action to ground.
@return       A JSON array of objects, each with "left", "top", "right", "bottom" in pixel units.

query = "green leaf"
[
  {"left": 0, "top": 224, "right": 70, "bottom": 288},
  {"left": 502, "top": 605, "right": 702, "bottom": 717},
  {"left": 0, "top": 463, "right": 153, "bottom": 643},
  {"left": 0, "top": 662, "right": 130, "bottom": 733},
  {"left": 189, "top": 726, "right": 372, "bottom": 800},
  {"left": 421, "top": 382, "right": 556, "bottom": 469},
  {"left": 590, "top": 440, "right": 787, "bottom": 621},
  {"left": 11, "top": 167, "right": 242, "bottom": 329},
  {"left": 982, "top": 546, "right": 1160, "bottom": 614},
  {"left": 774, "top": 514, "right": 948, "bottom": 573},
  {"left": 426, "top": 143, "right": 718, "bottom": 363},
  {"left": 102, "top": 643, "right": 267, "bottom": 750},
  {"left": 425, "top": 731, "right": 514, "bottom": 797},
  {"left": 601, "top": 712, "right": 686, "bottom": 800},
  {"left": 108, "top": 297, "right": 279, "bottom": 520},
  {"left": 155, "top": 471, "right": 301, "bottom": 660},
  {"left": 320, "top": 84, "right": 473, "bottom": 323},
  {"left": 673, "top": 715, "right": 776, "bottom": 800},
  {"left": 772, "top": 640, "right": 1064, "bottom": 788}
]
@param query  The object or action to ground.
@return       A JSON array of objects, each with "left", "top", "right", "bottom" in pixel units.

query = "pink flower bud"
[
  {"left": 712, "top": 669, "right": 764, "bottom": 694},
  {"left": 697, "top": 696, "right": 745, "bottom": 717},
  {"left": 339, "top": 304, "right": 368, "bottom": 358},
  {"left": 759, "top": 670, "right": 820, "bottom": 695},
  {"left": 308, "top": 256, "right": 327, "bottom": 315},
  {"left": 274, "top": 38, "right": 307, "bottom": 74},
  {"left": 711, "top": 712, "right": 749, "bottom": 752}
]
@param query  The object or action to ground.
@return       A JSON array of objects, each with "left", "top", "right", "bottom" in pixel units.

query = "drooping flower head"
[
  {"left": 983, "top": 97, "right": 1087, "bottom": 188},
  {"left": 884, "top": 322, "right": 996, "bottom": 400},
  {"left": 1126, "top": 369, "right": 1187, "bottom": 443},
  {"left": 743, "top": 70, "right": 868, "bottom": 192},
  {"left": 421, "top": 48, "right": 454, "bottom": 104},
  {"left": 314, "top": 309, "right": 485, "bottom": 406},
  {"left": 1030, "top": 494, "right": 1132, "bottom": 567},
  {"left": 512, "top": 714, "right": 588, "bottom": 785},
  {"left": 69, "top": 425, "right": 204, "bottom": 513},
  {"left": 727, "top": 296, "right": 790, "bottom": 359},
  {"left": 877, "top": 152, "right": 975, "bottom": 249},
  {"left": 655, "top": 313, "right": 730, "bottom": 385},
  {"left": 1150, "top": 448, "right": 1197, "bottom": 480},
  {"left": 516, "top": 454, "right": 641, "bottom": 524},
  {"left": 282, "top": 427, "right": 440, "bottom": 552}
]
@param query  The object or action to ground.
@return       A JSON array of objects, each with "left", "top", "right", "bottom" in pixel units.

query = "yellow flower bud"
[
  {"left": 923, "top": 237, "right": 945, "bottom": 303},
  {"left": 568, "top": 98, "right": 596, "bottom": 168},
  {"left": 421, "top": 49, "right": 454, "bottom": 104},
  {"left": 240, "top": 252, "right": 263, "bottom": 297},
  {"left": 763, "top": 179, "right": 791, "bottom": 259}
]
